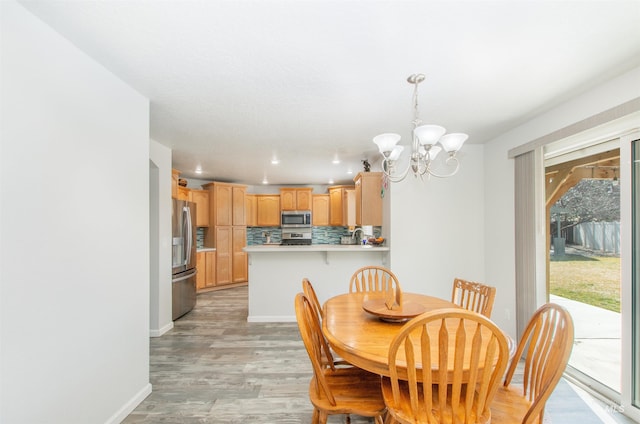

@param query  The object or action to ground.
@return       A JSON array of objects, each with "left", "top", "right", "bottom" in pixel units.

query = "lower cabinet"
[
  {"left": 214, "top": 225, "right": 247, "bottom": 286},
  {"left": 196, "top": 250, "right": 216, "bottom": 291}
]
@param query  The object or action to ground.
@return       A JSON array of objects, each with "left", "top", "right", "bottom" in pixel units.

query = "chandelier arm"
[
  {"left": 380, "top": 157, "right": 412, "bottom": 182},
  {"left": 425, "top": 156, "right": 461, "bottom": 179}
]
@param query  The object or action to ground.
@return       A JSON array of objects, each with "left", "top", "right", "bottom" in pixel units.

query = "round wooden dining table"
[{"left": 322, "top": 291, "right": 513, "bottom": 381}]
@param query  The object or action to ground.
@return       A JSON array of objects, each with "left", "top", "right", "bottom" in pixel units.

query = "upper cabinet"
[
  {"left": 245, "top": 194, "right": 257, "bottom": 227},
  {"left": 312, "top": 194, "right": 330, "bottom": 226},
  {"left": 280, "top": 188, "right": 312, "bottom": 211},
  {"left": 256, "top": 195, "right": 281, "bottom": 227},
  {"left": 190, "top": 189, "right": 210, "bottom": 227},
  {"left": 171, "top": 169, "right": 180, "bottom": 198},
  {"left": 328, "top": 185, "right": 355, "bottom": 227},
  {"left": 203, "top": 182, "right": 247, "bottom": 227},
  {"left": 354, "top": 172, "right": 382, "bottom": 226}
]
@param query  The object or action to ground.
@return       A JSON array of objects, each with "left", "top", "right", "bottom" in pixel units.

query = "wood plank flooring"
[{"left": 123, "top": 286, "right": 629, "bottom": 423}]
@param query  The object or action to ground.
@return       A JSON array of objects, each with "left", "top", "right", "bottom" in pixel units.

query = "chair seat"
[
  {"left": 490, "top": 385, "right": 534, "bottom": 423},
  {"left": 381, "top": 377, "right": 491, "bottom": 424},
  {"left": 309, "top": 367, "right": 386, "bottom": 417}
]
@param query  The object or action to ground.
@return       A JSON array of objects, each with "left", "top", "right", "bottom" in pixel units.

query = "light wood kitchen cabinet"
[
  {"left": 232, "top": 227, "right": 248, "bottom": 282},
  {"left": 232, "top": 185, "right": 246, "bottom": 225},
  {"left": 171, "top": 169, "right": 180, "bottom": 198},
  {"left": 177, "top": 186, "right": 190, "bottom": 201},
  {"left": 196, "top": 250, "right": 216, "bottom": 291},
  {"left": 328, "top": 185, "right": 355, "bottom": 226},
  {"left": 204, "top": 182, "right": 246, "bottom": 226},
  {"left": 196, "top": 251, "right": 206, "bottom": 290},
  {"left": 190, "top": 189, "right": 210, "bottom": 227},
  {"left": 280, "top": 188, "right": 312, "bottom": 210},
  {"left": 214, "top": 226, "right": 232, "bottom": 285},
  {"left": 256, "top": 195, "right": 281, "bottom": 226},
  {"left": 245, "top": 194, "right": 257, "bottom": 227},
  {"left": 205, "top": 250, "right": 216, "bottom": 288},
  {"left": 203, "top": 182, "right": 248, "bottom": 287},
  {"left": 354, "top": 172, "right": 383, "bottom": 226},
  {"left": 312, "top": 194, "right": 330, "bottom": 226}
]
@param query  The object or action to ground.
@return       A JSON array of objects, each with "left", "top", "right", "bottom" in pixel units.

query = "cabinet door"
[
  {"left": 196, "top": 251, "right": 206, "bottom": 290},
  {"left": 213, "top": 184, "right": 233, "bottom": 226},
  {"left": 232, "top": 226, "right": 247, "bottom": 283},
  {"left": 280, "top": 189, "right": 296, "bottom": 210},
  {"left": 354, "top": 172, "right": 382, "bottom": 226},
  {"left": 312, "top": 195, "right": 330, "bottom": 226},
  {"left": 329, "top": 187, "right": 344, "bottom": 226},
  {"left": 245, "top": 194, "right": 257, "bottom": 227},
  {"left": 177, "top": 186, "right": 190, "bottom": 201},
  {"left": 232, "top": 185, "right": 246, "bottom": 226},
  {"left": 344, "top": 188, "right": 356, "bottom": 227},
  {"left": 190, "top": 190, "right": 210, "bottom": 227},
  {"left": 215, "top": 226, "right": 232, "bottom": 285},
  {"left": 296, "top": 189, "right": 313, "bottom": 210},
  {"left": 257, "top": 195, "right": 281, "bottom": 226},
  {"left": 171, "top": 169, "right": 180, "bottom": 199},
  {"left": 205, "top": 251, "right": 216, "bottom": 288}
]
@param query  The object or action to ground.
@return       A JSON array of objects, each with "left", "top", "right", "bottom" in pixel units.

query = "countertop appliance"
[
  {"left": 172, "top": 199, "right": 197, "bottom": 320},
  {"left": 281, "top": 210, "right": 312, "bottom": 228}
]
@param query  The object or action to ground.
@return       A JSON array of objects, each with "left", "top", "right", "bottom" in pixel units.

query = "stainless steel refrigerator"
[{"left": 172, "top": 198, "right": 197, "bottom": 320}]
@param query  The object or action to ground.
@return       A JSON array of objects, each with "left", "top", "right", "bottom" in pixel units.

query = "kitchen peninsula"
[{"left": 244, "top": 244, "right": 390, "bottom": 322}]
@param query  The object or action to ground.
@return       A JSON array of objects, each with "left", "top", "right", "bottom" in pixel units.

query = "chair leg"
[
  {"left": 311, "top": 408, "right": 319, "bottom": 424},
  {"left": 318, "top": 410, "right": 328, "bottom": 424},
  {"left": 345, "top": 413, "right": 351, "bottom": 423}
]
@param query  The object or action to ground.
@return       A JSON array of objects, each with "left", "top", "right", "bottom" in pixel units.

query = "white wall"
[
  {"left": 483, "top": 65, "right": 640, "bottom": 338},
  {"left": 1, "top": 2, "right": 151, "bottom": 423},
  {"left": 389, "top": 144, "right": 486, "bottom": 304},
  {"left": 149, "top": 139, "right": 173, "bottom": 336}
]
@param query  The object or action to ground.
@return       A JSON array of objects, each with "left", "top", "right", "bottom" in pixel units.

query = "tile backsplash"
[{"left": 197, "top": 226, "right": 381, "bottom": 247}]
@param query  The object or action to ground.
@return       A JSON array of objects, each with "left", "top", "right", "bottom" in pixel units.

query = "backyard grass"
[{"left": 549, "top": 253, "right": 621, "bottom": 312}]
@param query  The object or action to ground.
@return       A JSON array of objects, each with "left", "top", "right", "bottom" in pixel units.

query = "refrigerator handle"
[
  {"left": 183, "top": 205, "right": 193, "bottom": 266},
  {"left": 173, "top": 269, "right": 197, "bottom": 282}
]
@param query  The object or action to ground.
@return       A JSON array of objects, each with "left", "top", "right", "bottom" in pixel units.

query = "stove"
[{"left": 281, "top": 227, "right": 312, "bottom": 245}]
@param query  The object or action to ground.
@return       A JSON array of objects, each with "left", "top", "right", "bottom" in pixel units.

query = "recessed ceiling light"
[
  {"left": 328, "top": 179, "right": 334, "bottom": 184},
  {"left": 271, "top": 159, "right": 280, "bottom": 165},
  {"left": 332, "top": 159, "right": 340, "bottom": 165},
  {"left": 195, "top": 166, "right": 202, "bottom": 174},
  {"left": 347, "top": 169, "right": 353, "bottom": 175},
  {"left": 262, "top": 177, "right": 269, "bottom": 184}
]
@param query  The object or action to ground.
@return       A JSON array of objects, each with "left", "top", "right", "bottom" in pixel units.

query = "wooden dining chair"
[
  {"left": 295, "top": 293, "right": 387, "bottom": 424},
  {"left": 451, "top": 278, "right": 497, "bottom": 318},
  {"left": 350, "top": 266, "right": 401, "bottom": 295},
  {"left": 490, "top": 303, "right": 574, "bottom": 424},
  {"left": 381, "top": 308, "right": 510, "bottom": 424},
  {"left": 301, "top": 278, "right": 349, "bottom": 370}
]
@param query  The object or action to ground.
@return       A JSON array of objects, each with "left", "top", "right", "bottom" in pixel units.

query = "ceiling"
[{"left": 19, "top": 0, "right": 640, "bottom": 186}]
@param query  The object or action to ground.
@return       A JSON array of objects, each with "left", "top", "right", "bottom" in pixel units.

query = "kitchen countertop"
[{"left": 244, "top": 244, "right": 389, "bottom": 252}]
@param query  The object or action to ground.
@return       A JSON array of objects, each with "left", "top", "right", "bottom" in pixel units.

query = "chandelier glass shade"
[{"left": 373, "top": 74, "right": 468, "bottom": 182}]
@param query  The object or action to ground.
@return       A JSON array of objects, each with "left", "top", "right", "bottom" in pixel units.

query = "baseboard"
[
  {"left": 150, "top": 321, "right": 174, "bottom": 337},
  {"left": 104, "top": 382, "right": 152, "bottom": 424},
  {"left": 247, "top": 315, "right": 296, "bottom": 323}
]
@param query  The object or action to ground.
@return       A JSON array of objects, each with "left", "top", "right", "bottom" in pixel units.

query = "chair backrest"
[
  {"left": 295, "top": 292, "right": 338, "bottom": 404},
  {"left": 387, "top": 308, "right": 509, "bottom": 424},
  {"left": 302, "top": 277, "right": 324, "bottom": 320},
  {"left": 349, "top": 266, "right": 401, "bottom": 295},
  {"left": 503, "top": 303, "right": 574, "bottom": 424},
  {"left": 451, "top": 278, "right": 497, "bottom": 318}
]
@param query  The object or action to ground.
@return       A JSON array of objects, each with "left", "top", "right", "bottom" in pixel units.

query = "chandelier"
[{"left": 373, "top": 74, "right": 468, "bottom": 182}]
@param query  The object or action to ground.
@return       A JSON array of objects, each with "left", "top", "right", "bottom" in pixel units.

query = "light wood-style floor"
[{"left": 123, "top": 286, "right": 633, "bottom": 423}]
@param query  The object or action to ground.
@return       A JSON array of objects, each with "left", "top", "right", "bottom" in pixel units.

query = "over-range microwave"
[{"left": 281, "top": 210, "right": 312, "bottom": 227}]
